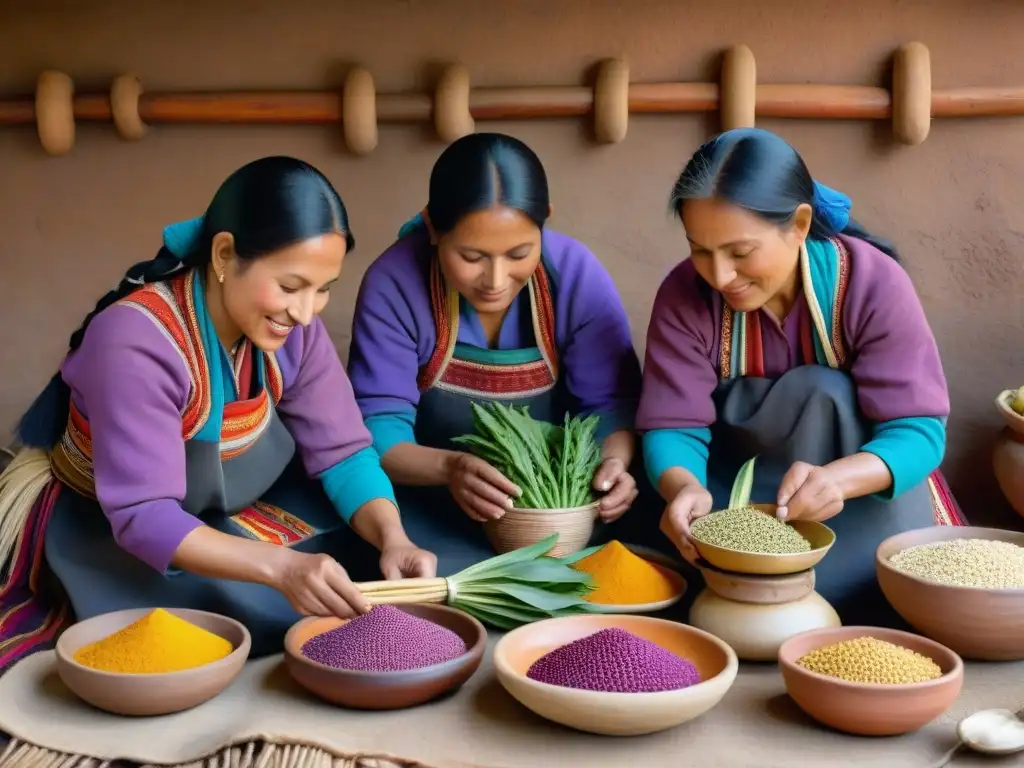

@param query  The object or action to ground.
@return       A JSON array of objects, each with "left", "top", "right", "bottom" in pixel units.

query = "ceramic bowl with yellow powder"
[
  {"left": 563, "top": 541, "right": 687, "bottom": 614},
  {"left": 55, "top": 607, "right": 251, "bottom": 716}
]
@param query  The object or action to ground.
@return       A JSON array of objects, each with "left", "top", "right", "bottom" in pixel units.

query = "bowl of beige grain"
[{"left": 876, "top": 525, "right": 1024, "bottom": 661}]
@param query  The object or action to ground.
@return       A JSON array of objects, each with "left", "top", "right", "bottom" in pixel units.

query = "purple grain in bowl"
[
  {"left": 526, "top": 627, "right": 702, "bottom": 693},
  {"left": 300, "top": 605, "right": 468, "bottom": 672}
]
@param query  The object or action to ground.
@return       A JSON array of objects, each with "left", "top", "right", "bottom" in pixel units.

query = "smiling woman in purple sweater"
[
  {"left": 638, "top": 128, "right": 966, "bottom": 624},
  {"left": 347, "top": 133, "right": 654, "bottom": 575},
  {"left": 0, "top": 156, "right": 435, "bottom": 668}
]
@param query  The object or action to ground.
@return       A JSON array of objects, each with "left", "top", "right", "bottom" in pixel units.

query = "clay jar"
[
  {"left": 993, "top": 391, "right": 1024, "bottom": 522},
  {"left": 688, "top": 562, "right": 841, "bottom": 662}
]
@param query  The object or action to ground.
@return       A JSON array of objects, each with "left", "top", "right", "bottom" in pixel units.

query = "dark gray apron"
[
  {"left": 44, "top": 357, "right": 380, "bottom": 658},
  {"left": 704, "top": 365, "right": 934, "bottom": 626}
]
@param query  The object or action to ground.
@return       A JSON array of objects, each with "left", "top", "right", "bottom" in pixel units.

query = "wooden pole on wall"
[{"left": 4, "top": 42, "right": 1024, "bottom": 157}]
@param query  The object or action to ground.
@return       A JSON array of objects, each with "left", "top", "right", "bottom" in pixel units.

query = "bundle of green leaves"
[
  {"left": 357, "top": 533, "right": 598, "bottom": 629},
  {"left": 452, "top": 401, "right": 602, "bottom": 510}
]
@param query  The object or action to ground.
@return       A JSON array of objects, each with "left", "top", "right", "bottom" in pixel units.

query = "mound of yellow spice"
[
  {"left": 73, "top": 609, "right": 234, "bottom": 674},
  {"left": 572, "top": 541, "right": 677, "bottom": 605}
]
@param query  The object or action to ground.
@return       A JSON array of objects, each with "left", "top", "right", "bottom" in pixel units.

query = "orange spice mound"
[{"left": 571, "top": 541, "right": 677, "bottom": 605}]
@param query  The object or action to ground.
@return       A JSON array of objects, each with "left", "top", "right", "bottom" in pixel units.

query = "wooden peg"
[
  {"left": 35, "top": 71, "right": 75, "bottom": 155},
  {"left": 721, "top": 45, "right": 756, "bottom": 131},
  {"left": 893, "top": 42, "right": 932, "bottom": 145},
  {"left": 342, "top": 67, "right": 378, "bottom": 156},
  {"left": 435, "top": 64, "right": 474, "bottom": 142},
  {"left": 111, "top": 74, "right": 147, "bottom": 141},
  {"left": 594, "top": 58, "right": 629, "bottom": 143}
]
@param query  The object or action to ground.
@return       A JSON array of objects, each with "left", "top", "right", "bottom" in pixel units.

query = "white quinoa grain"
[{"left": 888, "top": 539, "right": 1024, "bottom": 589}]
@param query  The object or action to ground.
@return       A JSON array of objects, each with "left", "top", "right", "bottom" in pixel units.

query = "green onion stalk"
[{"left": 354, "top": 534, "right": 598, "bottom": 630}]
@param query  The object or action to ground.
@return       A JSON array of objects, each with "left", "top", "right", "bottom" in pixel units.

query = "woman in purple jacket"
[
  {"left": 638, "top": 128, "right": 966, "bottom": 624},
  {"left": 347, "top": 133, "right": 658, "bottom": 576},
  {"left": 0, "top": 156, "right": 435, "bottom": 668}
]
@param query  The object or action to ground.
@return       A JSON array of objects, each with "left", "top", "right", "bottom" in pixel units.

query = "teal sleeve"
[
  {"left": 319, "top": 446, "right": 398, "bottom": 524},
  {"left": 365, "top": 412, "right": 417, "bottom": 458},
  {"left": 641, "top": 427, "right": 711, "bottom": 489},
  {"left": 861, "top": 416, "right": 946, "bottom": 501}
]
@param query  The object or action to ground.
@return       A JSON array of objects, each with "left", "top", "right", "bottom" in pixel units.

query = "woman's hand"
[
  {"left": 776, "top": 461, "right": 844, "bottom": 522},
  {"left": 447, "top": 452, "right": 520, "bottom": 522},
  {"left": 268, "top": 549, "right": 372, "bottom": 618},
  {"left": 659, "top": 482, "right": 714, "bottom": 565},
  {"left": 592, "top": 457, "right": 638, "bottom": 523},
  {"left": 379, "top": 540, "right": 438, "bottom": 580}
]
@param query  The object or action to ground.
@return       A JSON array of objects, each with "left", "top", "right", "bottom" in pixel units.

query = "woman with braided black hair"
[{"left": 0, "top": 156, "right": 435, "bottom": 668}]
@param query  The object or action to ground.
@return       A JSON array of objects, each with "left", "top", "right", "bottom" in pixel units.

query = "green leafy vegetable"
[
  {"left": 452, "top": 401, "right": 602, "bottom": 509},
  {"left": 359, "top": 533, "right": 599, "bottom": 630}
]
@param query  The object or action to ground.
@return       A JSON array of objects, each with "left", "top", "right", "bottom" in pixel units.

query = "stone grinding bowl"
[
  {"left": 283, "top": 604, "right": 487, "bottom": 710},
  {"left": 778, "top": 626, "right": 964, "bottom": 736},
  {"left": 484, "top": 501, "right": 599, "bottom": 558},
  {"left": 691, "top": 503, "right": 836, "bottom": 576},
  {"left": 54, "top": 607, "right": 251, "bottom": 717},
  {"left": 876, "top": 525, "right": 1024, "bottom": 661},
  {"left": 492, "top": 614, "right": 738, "bottom": 736}
]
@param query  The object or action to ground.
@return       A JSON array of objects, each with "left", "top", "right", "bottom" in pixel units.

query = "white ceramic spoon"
[{"left": 957, "top": 708, "right": 1024, "bottom": 756}]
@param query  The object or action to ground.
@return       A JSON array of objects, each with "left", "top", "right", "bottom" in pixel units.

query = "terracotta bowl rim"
[
  {"left": 691, "top": 506, "right": 836, "bottom": 559},
  {"left": 490, "top": 501, "right": 601, "bottom": 516},
  {"left": 996, "top": 390, "right": 1024, "bottom": 421},
  {"left": 875, "top": 525, "right": 1024, "bottom": 596},
  {"left": 696, "top": 559, "right": 815, "bottom": 580},
  {"left": 778, "top": 625, "right": 964, "bottom": 692},
  {"left": 283, "top": 604, "right": 487, "bottom": 678},
  {"left": 492, "top": 614, "right": 739, "bottom": 702},
  {"left": 55, "top": 606, "right": 252, "bottom": 679}
]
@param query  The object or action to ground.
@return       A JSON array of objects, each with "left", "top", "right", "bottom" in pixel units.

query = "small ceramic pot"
[
  {"left": 689, "top": 583, "right": 841, "bottom": 662},
  {"left": 697, "top": 561, "right": 816, "bottom": 605},
  {"left": 483, "top": 501, "right": 599, "bottom": 557},
  {"left": 993, "top": 390, "right": 1024, "bottom": 521}
]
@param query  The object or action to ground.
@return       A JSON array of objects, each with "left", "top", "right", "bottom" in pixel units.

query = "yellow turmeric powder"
[
  {"left": 572, "top": 541, "right": 678, "bottom": 605},
  {"left": 73, "top": 608, "right": 234, "bottom": 674}
]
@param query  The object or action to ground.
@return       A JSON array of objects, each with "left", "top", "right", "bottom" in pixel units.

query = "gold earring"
[{"left": 217, "top": 272, "right": 224, "bottom": 284}]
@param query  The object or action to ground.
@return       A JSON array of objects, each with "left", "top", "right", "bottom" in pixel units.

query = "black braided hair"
[
  {"left": 16, "top": 155, "right": 354, "bottom": 449},
  {"left": 670, "top": 128, "right": 900, "bottom": 262}
]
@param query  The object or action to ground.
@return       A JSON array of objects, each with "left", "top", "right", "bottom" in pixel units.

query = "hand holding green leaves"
[
  {"left": 592, "top": 457, "right": 638, "bottom": 522},
  {"left": 447, "top": 452, "right": 521, "bottom": 522}
]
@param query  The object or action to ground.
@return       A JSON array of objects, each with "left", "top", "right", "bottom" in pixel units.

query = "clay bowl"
[
  {"left": 876, "top": 526, "right": 1024, "bottom": 660},
  {"left": 995, "top": 389, "right": 1024, "bottom": 434},
  {"left": 283, "top": 604, "right": 486, "bottom": 710},
  {"left": 493, "top": 614, "right": 738, "bottom": 736},
  {"left": 697, "top": 560, "right": 816, "bottom": 605},
  {"left": 993, "top": 390, "right": 1024, "bottom": 521},
  {"left": 54, "top": 607, "right": 251, "bottom": 717},
  {"left": 778, "top": 626, "right": 964, "bottom": 736},
  {"left": 691, "top": 504, "right": 836, "bottom": 576},
  {"left": 484, "top": 501, "right": 599, "bottom": 557},
  {"left": 561, "top": 542, "right": 688, "bottom": 614}
]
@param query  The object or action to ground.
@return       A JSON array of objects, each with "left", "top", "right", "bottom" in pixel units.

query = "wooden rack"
[{"left": 5, "top": 43, "right": 1024, "bottom": 157}]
